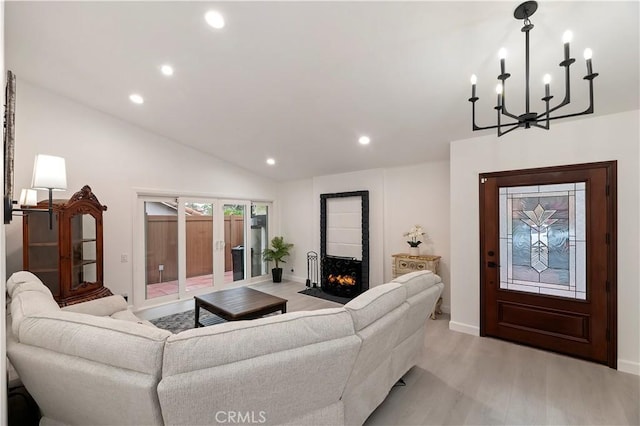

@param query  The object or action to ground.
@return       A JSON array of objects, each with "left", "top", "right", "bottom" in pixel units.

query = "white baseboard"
[
  {"left": 283, "top": 274, "right": 306, "bottom": 284},
  {"left": 440, "top": 304, "right": 450, "bottom": 314},
  {"left": 618, "top": 359, "right": 640, "bottom": 376},
  {"left": 449, "top": 320, "right": 480, "bottom": 336},
  {"left": 135, "top": 299, "right": 194, "bottom": 320}
]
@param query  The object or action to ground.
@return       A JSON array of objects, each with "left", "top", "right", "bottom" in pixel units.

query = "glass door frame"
[
  {"left": 179, "top": 197, "right": 220, "bottom": 297},
  {"left": 134, "top": 195, "right": 179, "bottom": 307},
  {"left": 249, "top": 201, "right": 272, "bottom": 281},
  {"left": 218, "top": 199, "right": 251, "bottom": 287},
  {"left": 135, "top": 196, "right": 227, "bottom": 307},
  {"left": 134, "top": 194, "right": 273, "bottom": 308}
]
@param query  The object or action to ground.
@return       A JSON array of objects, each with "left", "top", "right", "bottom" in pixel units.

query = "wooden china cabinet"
[{"left": 23, "top": 185, "right": 112, "bottom": 306}]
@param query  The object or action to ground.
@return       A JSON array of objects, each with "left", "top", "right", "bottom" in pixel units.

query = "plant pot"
[
  {"left": 271, "top": 267, "right": 283, "bottom": 283},
  {"left": 409, "top": 247, "right": 420, "bottom": 256}
]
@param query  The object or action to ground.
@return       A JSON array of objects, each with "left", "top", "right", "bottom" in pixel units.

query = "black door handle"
[{"left": 487, "top": 261, "right": 500, "bottom": 268}]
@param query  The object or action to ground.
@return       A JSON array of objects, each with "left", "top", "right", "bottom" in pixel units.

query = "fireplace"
[
  {"left": 321, "top": 255, "right": 362, "bottom": 298},
  {"left": 319, "top": 190, "right": 369, "bottom": 300}
]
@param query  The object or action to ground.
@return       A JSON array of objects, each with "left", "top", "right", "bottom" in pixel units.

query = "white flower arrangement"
[{"left": 404, "top": 225, "right": 426, "bottom": 247}]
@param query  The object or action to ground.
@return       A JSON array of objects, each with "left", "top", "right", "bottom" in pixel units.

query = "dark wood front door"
[{"left": 479, "top": 161, "right": 616, "bottom": 367}]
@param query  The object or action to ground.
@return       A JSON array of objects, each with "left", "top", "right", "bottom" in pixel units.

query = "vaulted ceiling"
[{"left": 6, "top": 1, "right": 639, "bottom": 181}]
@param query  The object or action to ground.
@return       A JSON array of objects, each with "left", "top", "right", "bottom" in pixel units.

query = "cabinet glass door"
[
  {"left": 26, "top": 212, "right": 60, "bottom": 296},
  {"left": 70, "top": 213, "right": 98, "bottom": 289}
]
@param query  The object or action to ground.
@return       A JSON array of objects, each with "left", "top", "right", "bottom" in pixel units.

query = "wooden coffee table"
[{"left": 194, "top": 287, "right": 288, "bottom": 327}]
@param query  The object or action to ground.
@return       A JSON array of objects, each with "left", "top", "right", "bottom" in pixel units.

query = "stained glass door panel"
[{"left": 499, "top": 183, "right": 586, "bottom": 300}]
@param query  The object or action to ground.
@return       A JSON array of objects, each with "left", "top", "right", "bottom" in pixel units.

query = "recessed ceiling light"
[
  {"left": 129, "top": 94, "right": 144, "bottom": 104},
  {"left": 205, "top": 10, "right": 225, "bottom": 29},
  {"left": 358, "top": 136, "right": 371, "bottom": 145},
  {"left": 266, "top": 158, "right": 276, "bottom": 166},
  {"left": 160, "top": 65, "right": 174, "bottom": 76}
]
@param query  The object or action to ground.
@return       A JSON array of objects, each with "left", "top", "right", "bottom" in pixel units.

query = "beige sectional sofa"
[{"left": 6, "top": 270, "right": 444, "bottom": 426}]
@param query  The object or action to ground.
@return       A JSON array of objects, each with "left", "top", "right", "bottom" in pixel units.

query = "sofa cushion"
[
  {"left": 344, "top": 283, "right": 406, "bottom": 331},
  {"left": 159, "top": 308, "right": 360, "bottom": 425},
  {"left": 18, "top": 311, "right": 171, "bottom": 377},
  {"left": 343, "top": 295, "right": 409, "bottom": 425},
  {"left": 7, "top": 271, "right": 52, "bottom": 299},
  {"left": 110, "top": 309, "right": 156, "bottom": 327},
  {"left": 11, "top": 290, "right": 60, "bottom": 337},
  {"left": 10, "top": 342, "right": 166, "bottom": 426},
  {"left": 391, "top": 270, "right": 442, "bottom": 298},
  {"left": 163, "top": 307, "right": 353, "bottom": 375},
  {"left": 61, "top": 295, "right": 128, "bottom": 317}
]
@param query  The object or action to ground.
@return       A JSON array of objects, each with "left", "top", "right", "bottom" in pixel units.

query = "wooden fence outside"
[{"left": 145, "top": 215, "right": 244, "bottom": 284}]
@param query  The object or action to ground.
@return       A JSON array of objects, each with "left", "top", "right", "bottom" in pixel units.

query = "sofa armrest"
[{"left": 61, "top": 295, "right": 128, "bottom": 317}]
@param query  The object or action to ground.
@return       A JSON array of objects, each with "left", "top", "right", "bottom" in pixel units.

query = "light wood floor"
[
  {"left": 250, "top": 280, "right": 344, "bottom": 311},
  {"left": 251, "top": 281, "right": 640, "bottom": 426}
]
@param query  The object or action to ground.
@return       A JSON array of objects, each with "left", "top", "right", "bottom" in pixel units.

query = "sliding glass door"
[
  {"left": 183, "top": 200, "right": 216, "bottom": 293},
  {"left": 139, "top": 196, "right": 221, "bottom": 303},
  {"left": 250, "top": 203, "right": 269, "bottom": 278},
  {"left": 136, "top": 196, "right": 271, "bottom": 306},
  {"left": 143, "top": 200, "right": 179, "bottom": 300},
  {"left": 222, "top": 202, "right": 246, "bottom": 284}
]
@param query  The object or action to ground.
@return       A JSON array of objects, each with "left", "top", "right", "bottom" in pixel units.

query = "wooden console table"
[{"left": 392, "top": 253, "right": 442, "bottom": 319}]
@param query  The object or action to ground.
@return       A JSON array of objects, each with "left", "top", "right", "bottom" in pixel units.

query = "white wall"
[
  {"left": 383, "top": 160, "right": 450, "bottom": 310},
  {"left": 6, "top": 81, "right": 278, "bottom": 298},
  {"left": 313, "top": 170, "right": 385, "bottom": 288},
  {"left": 279, "top": 162, "right": 451, "bottom": 310},
  {"left": 278, "top": 170, "right": 385, "bottom": 287},
  {"left": 277, "top": 178, "right": 314, "bottom": 281},
  {"left": 450, "top": 110, "right": 640, "bottom": 375}
]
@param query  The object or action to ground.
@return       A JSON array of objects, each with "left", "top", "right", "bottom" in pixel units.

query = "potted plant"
[
  {"left": 262, "top": 236, "right": 294, "bottom": 282},
  {"left": 404, "top": 224, "right": 426, "bottom": 256}
]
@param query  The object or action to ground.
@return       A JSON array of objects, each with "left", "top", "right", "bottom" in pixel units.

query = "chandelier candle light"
[{"left": 469, "top": 1, "right": 598, "bottom": 137}]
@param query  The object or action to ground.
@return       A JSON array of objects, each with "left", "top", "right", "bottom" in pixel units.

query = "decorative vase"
[{"left": 409, "top": 247, "right": 420, "bottom": 256}]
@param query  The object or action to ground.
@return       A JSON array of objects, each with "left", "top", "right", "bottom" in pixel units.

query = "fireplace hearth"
[{"left": 321, "top": 255, "right": 362, "bottom": 298}]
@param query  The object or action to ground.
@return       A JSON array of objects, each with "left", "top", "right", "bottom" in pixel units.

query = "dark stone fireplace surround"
[
  {"left": 321, "top": 255, "right": 363, "bottom": 298},
  {"left": 320, "top": 190, "right": 369, "bottom": 298}
]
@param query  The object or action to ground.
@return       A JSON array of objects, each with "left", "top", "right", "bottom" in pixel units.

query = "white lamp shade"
[
  {"left": 18, "top": 189, "right": 38, "bottom": 206},
  {"left": 32, "top": 154, "right": 67, "bottom": 190}
]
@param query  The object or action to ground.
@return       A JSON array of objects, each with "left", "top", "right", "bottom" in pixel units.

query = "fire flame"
[{"left": 328, "top": 274, "right": 356, "bottom": 286}]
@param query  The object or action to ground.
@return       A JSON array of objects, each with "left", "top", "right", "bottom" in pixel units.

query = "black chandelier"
[{"left": 469, "top": 1, "right": 598, "bottom": 137}]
